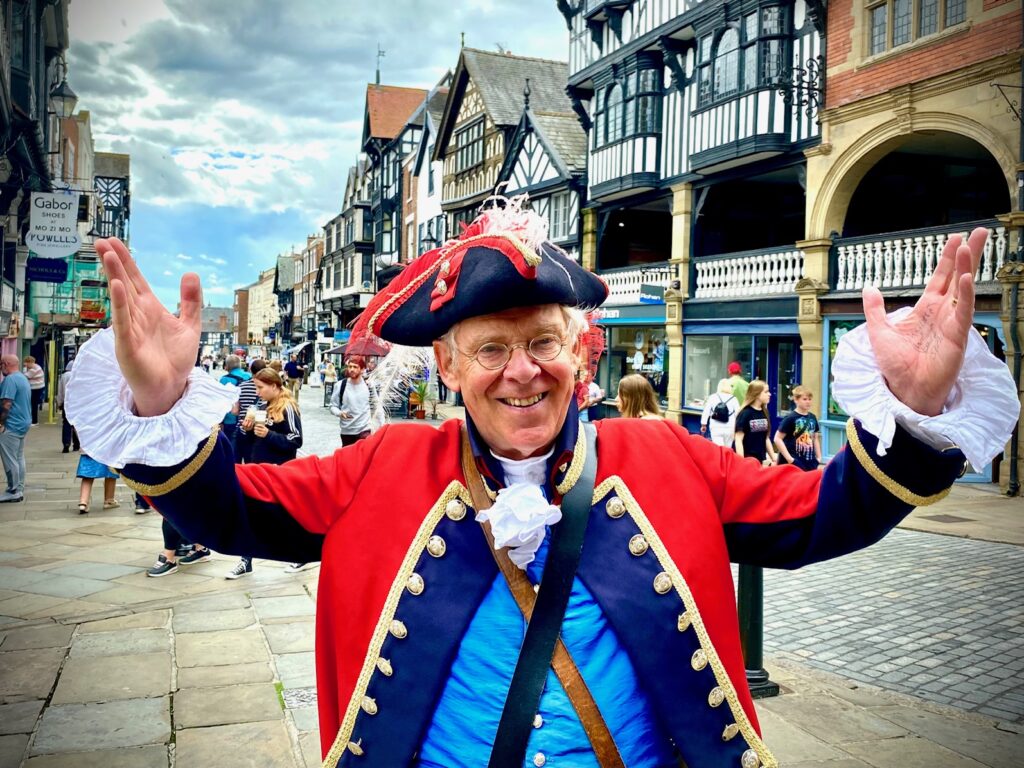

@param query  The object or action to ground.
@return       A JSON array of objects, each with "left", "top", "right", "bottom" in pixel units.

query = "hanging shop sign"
[
  {"left": 639, "top": 284, "right": 665, "bottom": 305},
  {"left": 27, "top": 256, "right": 69, "bottom": 283},
  {"left": 26, "top": 193, "right": 81, "bottom": 259}
]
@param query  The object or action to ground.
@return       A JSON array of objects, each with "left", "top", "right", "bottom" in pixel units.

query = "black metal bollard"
[{"left": 737, "top": 564, "right": 780, "bottom": 698}]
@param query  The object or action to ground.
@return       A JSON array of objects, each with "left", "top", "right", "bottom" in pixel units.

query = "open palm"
[
  {"left": 96, "top": 237, "right": 202, "bottom": 417},
  {"left": 863, "top": 227, "right": 988, "bottom": 417}
]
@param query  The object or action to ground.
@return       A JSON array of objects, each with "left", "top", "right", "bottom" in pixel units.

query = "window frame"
[
  {"left": 865, "top": 0, "right": 968, "bottom": 56},
  {"left": 592, "top": 67, "right": 662, "bottom": 149},
  {"left": 453, "top": 118, "right": 485, "bottom": 173}
]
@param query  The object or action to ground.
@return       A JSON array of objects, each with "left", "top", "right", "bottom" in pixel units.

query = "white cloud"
[
  {"left": 162, "top": 270, "right": 173, "bottom": 276},
  {"left": 174, "top": 253, "right": 192, "bottom": 261}
]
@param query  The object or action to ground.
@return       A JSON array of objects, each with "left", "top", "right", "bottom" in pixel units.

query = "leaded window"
[
  {"left": 593, "top": 68, "right": 661, "bottom": 148},
  {"left": 454, "top": 120, "right": 484, "bottom": 172},
  {"left": 714, "top": 28, "right": 740, "bottom": 99},
  {"left": 696, "top": 7, "right": 788, "bottom": 107},
  {"left": 866, "top": 0, "right": 967, "bottom": 55}
]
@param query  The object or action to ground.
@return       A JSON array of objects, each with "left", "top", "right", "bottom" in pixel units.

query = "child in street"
[{"left": 773, "top": 384, "right": 822, "bottom": 471}]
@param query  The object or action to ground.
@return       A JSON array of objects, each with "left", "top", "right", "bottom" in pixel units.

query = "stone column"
[
  {"left": 794, "top": 237, "right": 833, "bottom": 398},
  {"left": 665, "top": 182, "right": 693, "bottom": 423},
  {"left": 997, "top": 214, "right": 1024, "bottom": 493},
  {"left": 581, "top": 207, "right": 598, "bottom": 273}
]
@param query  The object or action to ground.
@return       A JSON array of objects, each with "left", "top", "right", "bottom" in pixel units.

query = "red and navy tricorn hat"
[{"left": 350, "top": 200, "right": 609, "bottom": 347}]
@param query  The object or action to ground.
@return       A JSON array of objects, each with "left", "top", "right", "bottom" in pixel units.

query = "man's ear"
[{"left": 432, "top": 340, "right": 461, "bottom": 393}]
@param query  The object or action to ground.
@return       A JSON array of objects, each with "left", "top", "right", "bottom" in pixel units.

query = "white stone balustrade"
[
  {"left": 602, "top": 264, "right": 673, "bottom": 306},
  {"left": 835, "top": 225, "right": 1010, "bottom": 291},
  {"left": 693, "top": 249, "right": 806, "bottom": 299}
]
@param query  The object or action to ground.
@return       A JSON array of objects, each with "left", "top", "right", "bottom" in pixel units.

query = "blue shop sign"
[
  {"left": 27, "top": 257, "right": 69, "bottom": 283},
  {"left": 334, "top": 329, "right": 351, "bottom": 342},
  {"left": 638, "top": 284, "right": 665, "bottom": 305}
]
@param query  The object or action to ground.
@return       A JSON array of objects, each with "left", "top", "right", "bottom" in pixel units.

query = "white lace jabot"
[
  {"left": 831, "top": 307, "right": 1019, "bottom": 470},
  {"left": 63, "top": 328, "right": 240, "bottom": 469}
]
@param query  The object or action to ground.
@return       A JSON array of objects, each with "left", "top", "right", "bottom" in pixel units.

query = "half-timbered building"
[
  {"left": 559, "top": 0, "right": 823, "bottom": 427},
  {"left": 433, "top": 49, "right": 574, "bottom": 237},
  {"left": 497, "top": 82, "right": 588, "bottom": 262},
  {"left": 413, "top": 80, "right": 451, "bottom": 257}
]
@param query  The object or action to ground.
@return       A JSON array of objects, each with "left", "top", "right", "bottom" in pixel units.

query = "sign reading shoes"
[{"left": 26, "top": 192, "right": 81, "bottom": 259}]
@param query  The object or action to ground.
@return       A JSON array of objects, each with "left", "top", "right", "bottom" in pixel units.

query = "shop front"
[
  {"left": 591, "top": 304, "right": 668, "bottom": 418},
  {"left": 680, "top": 320, "right": 803, "bottom": 434}
]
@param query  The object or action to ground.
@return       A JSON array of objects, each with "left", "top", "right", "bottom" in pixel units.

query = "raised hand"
[
  {"left": 863, "top": 227, "right": 988, "bottom": 417},
  {"left": 97, "top": 238, "right": 202, "bottom": 417}
]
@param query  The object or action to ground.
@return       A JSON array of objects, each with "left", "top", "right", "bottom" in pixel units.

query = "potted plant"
[{"left": 412, "top": 379, "right": 430, "bottom": 419}]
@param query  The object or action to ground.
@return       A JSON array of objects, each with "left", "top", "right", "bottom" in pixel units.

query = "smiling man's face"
[{"left": 435, "top": 304, "right": 581, "bottom": 461}]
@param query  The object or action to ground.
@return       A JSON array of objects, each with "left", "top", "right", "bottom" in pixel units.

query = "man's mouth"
[{"left": 499, "top": 393, "right": 547, "bottom": 408}]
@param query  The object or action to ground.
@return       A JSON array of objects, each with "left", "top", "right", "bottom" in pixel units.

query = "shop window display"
[
  {"left": 606, "top": 327, "right": 669, "bottom": 409},
  {"left": 684, "top": 335, "right": 754, "bottom": 407}
]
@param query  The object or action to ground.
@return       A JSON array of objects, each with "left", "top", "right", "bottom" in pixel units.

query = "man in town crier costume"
[{"left": 67, "top": 201, "right": 1016, "bottom": 768}]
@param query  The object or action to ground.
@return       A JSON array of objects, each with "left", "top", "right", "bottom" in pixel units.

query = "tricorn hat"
[{"left": 350, "top": 196, "right": 608, "bottom": 347}]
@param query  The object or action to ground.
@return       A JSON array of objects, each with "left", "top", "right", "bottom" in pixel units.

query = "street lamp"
[{"left": 49, "top": 77, "right": 78, "bottom": 120}]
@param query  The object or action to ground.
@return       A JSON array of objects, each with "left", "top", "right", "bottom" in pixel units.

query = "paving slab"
[
  {"left": 174, "top": 591, "right": 251, "bottom": 613},
  {"left": 0, "top": 734, "right": 27, "bottom": 768},
  {"left": 759, "top": 692, "right": 910, "bottom": 745},
  {"left": 31, "top": 697, "right": 170, "bottom": 754},
  {"left": 17, "top": 574, "right": 114, "bottom": 599},
  {"left": 171, "top": 607, "right": 256, "bottom": 633},
  {"left": 77, "top": 584, "right": 178, "bottom": 606},
  {"left": 175, "top": 720, "right": 297, "bottom": 767},
  {"left": 0, "top": 594, "right": 74, "bottom": 619},
  {"left": 298, "top": 731, "right": 321, "bottom": 768},
  {"left": 275, "top": 651, "right": 316, "bottom": 689},
  {"left": 52, "top": 652, "right": 171, "bottom": 704},
  {"left": 0, "top": 647, "right": 64, "bottom": 703},
  {"left": 757, "top": 705, "right": 846, "bottom": 763},
  {"left": 788, "top": 760, "right": 872, "bottom": 768},
  {"left": 176, "top": 661, "right": 275, "bottom": 689},
  {"left": 262, "top": 620, "right": 315, "bottom": 654},
  {"left": 174, "top": 682, "right": 282, "bottom": 729},
  {"left": 46, "top": 562, "right": 144, "bottom": 580},
  {"left": 872, "top": 705, "right": 1024, "bottom": 768},
  {"left": 290, "top": 706, "right": 319, "bottom": 733},
  {"left": 252, "top": 595, "right": 315, "bottom": 620},
  {"left": 24, "top": 745, "right": 169, "bottom": 767},
  {"left": 0, "top": 623, "right": 73, "bottom": 650},
  {"left": 78, "top": 610, "right": 169, "bottom": 633},
  {"left": 69, "top": 628, "right": 169, "bottom": 658},
  {"left": 0, "top": 699, "right": 44, "bottom": 735},
  {"left": 175, "top": 629, "right": 269, "bottom": 667},
  {"left": 0, "top": 565, "right": 53, "bottom": 589},
  {"left": 843, "top": 735, "right": 988, "bottom": 767}
]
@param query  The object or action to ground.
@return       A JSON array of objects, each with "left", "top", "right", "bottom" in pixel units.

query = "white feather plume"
[
  {"left": 367, "top": 344, "right": 436, "bottom": 429},
  {"left": 472, "top": 191, "right": 548, "bottom": 256}
]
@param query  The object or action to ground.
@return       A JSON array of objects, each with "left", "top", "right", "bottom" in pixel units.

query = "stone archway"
[{"left": 808, "top": 113, "right": 1017, "bottom": 241}]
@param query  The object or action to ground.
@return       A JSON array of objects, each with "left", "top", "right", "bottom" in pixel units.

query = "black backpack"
[{"left": 711, "top": 395, "right": 734, "bottom": 423}]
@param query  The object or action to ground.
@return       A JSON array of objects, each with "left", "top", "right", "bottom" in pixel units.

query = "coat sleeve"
[
  {"left": 669, "top": 419, "right": 966, "bottom": 569},
  {"left": 119, "top": 425, "right": 387, "bottom": 563}
]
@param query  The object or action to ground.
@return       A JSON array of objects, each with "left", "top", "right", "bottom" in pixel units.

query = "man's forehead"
[{"left": 456, "top": 305, "right": 565, "bottom": 341}]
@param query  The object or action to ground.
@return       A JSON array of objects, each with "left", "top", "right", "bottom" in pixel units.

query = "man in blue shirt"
[
  {"left": 0, "top": 355, "right": 32, "bottom": 503},
  {"left": 284, "top": 354, "right": 305, "bottom": 397},
  {"left": 219, "top": 355, "right": 251, "bottom": 456}
]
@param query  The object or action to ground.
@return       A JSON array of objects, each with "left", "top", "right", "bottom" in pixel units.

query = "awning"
[
  {"left": 283, "top": 340, "right": 311, "bottom": 355},
  {"left": 326, "top": 337, "right": 389, "bottom": 357}
]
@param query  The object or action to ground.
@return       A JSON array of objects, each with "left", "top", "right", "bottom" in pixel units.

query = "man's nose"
[{"left": 503, "top": 346, "right": 539, "bottom": 382}]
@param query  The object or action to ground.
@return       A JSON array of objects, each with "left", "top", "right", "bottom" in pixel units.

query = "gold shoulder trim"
[
  {"left": 844, "top": 419, "right": 952, "bottom": 507},
  {"left": 322, "top": 481, "right": 475, "bottom": 767},
  {"left": 554, "top": 428, "right": 587, "bottom": 497},
  {"left": 592, "top": 476, "right": 779, "bottom": 768},
  {"left": 119, "top": 426, "right": 221, "bottom": 497}
]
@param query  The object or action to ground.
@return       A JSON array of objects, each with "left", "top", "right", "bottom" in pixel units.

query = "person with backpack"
[
  {"left": 701, "top": 378, "right": 739, "bottom": 448},
  {"left": 219, "top": 354, "right": 250, "bottom": 455}
]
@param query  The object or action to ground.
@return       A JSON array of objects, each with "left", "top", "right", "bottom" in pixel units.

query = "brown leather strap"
[{"left": 460, "top": 430, "right": 625, "bottom": 768}]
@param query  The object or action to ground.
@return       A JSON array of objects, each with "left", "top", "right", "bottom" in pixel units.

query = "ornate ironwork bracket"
[
  {"left": 776, "top": 55, "right": 825, "bottom": 120},
  {"left": 992, "top": 82, "right": 1022, "bottom": 123}
]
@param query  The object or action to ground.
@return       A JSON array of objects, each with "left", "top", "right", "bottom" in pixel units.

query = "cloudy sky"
[{"left": 69, "top": 0, "right": 569, "bottom": 308}]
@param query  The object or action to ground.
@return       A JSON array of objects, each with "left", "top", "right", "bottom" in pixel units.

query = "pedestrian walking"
[
  {"left": 219, "top": 354, "right": 250, "bottom": 452},
  {"left": 728, "top": 360, "right": 749, "bottom": 403},
  {"left": 734, "top": 380, "right": 778, "bottom": 467},
  {"left": 74, "top": 209, "right": 1017, "bottom": 768},
  {"left": 56, "top": 359, "right": 80, "bottom": 453},
  {"left": 229, "top": 367, "right": 304, "bottom": 579},
  {"left": 774, "top": 385, "right": 823, "bottom": 471},
  {"left": 284, "top": 354, "right": 305, "bottom": 397},
  {"left": 0, "top": 355, "right": 31, "bottom": 503},
  {"left": 614, "top": 373, "right": 662, "bottom": 419},
  {"left": 330, "top": 355, "right": 375, "bottom": 446},
  {"left": 147, "top": 516, "right": 211, "bottom": 577},
  {"left": 577, "top": 370, "right": 604, "bottom": 423},
  {"left": 224, "top": 358, "right": 267, "bottom": 575},
  {"left": 700, "top": 378, "right": 739, "bottom": 448},
  {"left": 23, "top": 355, "right": 45, "bottom": 425},
  {"left": 75, "top": 454, "right": 119, "bottom": 514}
]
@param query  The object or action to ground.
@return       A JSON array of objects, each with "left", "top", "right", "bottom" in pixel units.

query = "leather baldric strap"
[{"left": 460, "top": 426, "right": 625, "bottom": 768}]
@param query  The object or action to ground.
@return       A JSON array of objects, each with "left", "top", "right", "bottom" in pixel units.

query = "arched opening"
[{"left": 842, "top": 131, "right": 1009, "bottom": 237}]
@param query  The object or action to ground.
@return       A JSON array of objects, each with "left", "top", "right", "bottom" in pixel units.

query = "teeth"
[{"left": 504, "top": 394, "right": 544, "bottom": 407}]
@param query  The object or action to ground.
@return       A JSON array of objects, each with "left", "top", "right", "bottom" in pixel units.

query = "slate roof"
[
  {"left": 532, "top": 110, "right": 587, "bottom": 174},
  {"left": 460, "top": 49, "right": 570, "bottom": 127},
  {"left": 426, "top": 87, "right": 449, "bottom": 125},
  {"left": 200, "top": 306, "right": 233, "bottom": 333},
  {"left": 364, "top": 84, "right": 428, "bottom": 141}
]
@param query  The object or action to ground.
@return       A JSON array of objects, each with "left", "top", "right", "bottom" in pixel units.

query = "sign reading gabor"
[{"left": 26, "top": 192, "right": 80, "bottom": 259}]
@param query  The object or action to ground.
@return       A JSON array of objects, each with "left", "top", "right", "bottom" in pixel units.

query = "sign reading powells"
[{"left": 26, "top": 192, "right": 81, "bottom": 259}]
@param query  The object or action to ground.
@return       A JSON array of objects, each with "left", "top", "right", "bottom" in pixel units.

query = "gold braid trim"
[
  {"left": 845, "top": 418, "right": 953, "bottom": 507},
  {"left": 554, "top": 428, "right": 587, "bottom": 497},
  {"left": 365, "top": 233, "right": 541, "bottom": 337},
  {"left": 118, "top": 426, "right": 221, "bottom": 497},
  {"left": 593, "top": 476, "right": 779, "bottom": 768},
  {"left": 322, "top": 481, "right": 475, "bottom": 767}
]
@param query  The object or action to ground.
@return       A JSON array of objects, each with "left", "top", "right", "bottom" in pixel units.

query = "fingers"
[
  {"left": 966, "top": 227, "right": 989, "bottom": 278},
  {"left": 924, "top": 233, "right": 959, "bottom": 297},
  {"left": 101, "top": 249, "right": 138, "bottom": 319},
  {"left": 951, "top": 241, "right": 973, "bottom": 302},
  {"left": 862, "top": 285, "right": 889, "bottom": 349},
  {"left": 108, "top": 277, "right": 134, "bottom": 343},
  {"left": 954, "top": 272, "right": 975, "bottom": 328},
  {"left": 179, "top": 273, "right": 203, "bottom": 332}
]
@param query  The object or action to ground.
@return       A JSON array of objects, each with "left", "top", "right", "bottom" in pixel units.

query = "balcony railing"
[
  {"left": 601, "top": 263, "right": 672, "bottom": 306},
  {"left": 833, "top": 221, "right": 1009, "bottom": 292},
  {"left": 692, "top": 246, "right": 806, "bottom": 299}
]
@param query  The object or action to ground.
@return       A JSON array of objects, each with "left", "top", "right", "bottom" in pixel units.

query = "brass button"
[
  {"left": 653, "top": 571, "right": 672, "bottom": 594},
  {"left": 406, "top": 573, "right": 425, "bottom": 595},
  {"left": 439, "top": 260, "right": 451, "bottom": 276},
  {"left": 533, "top": 583, "right": 540, "bottom": 594},
  {"left": 533, "top": 714, "right": 543, "bottom": 728},
  {"left": 435, "top": 278, "right": 448, "bottom": 295},
  {"left": 629, "top": 534, "right": 649, "bottom": 556},
  {"left": 427, "top": 535, "right": 447, "bottom": 557},
  {"left": 361, "top": 696, "right": 378, "bottom": 715},
  {"left": 376, "top": 657, "right": 393, "bottom": 677},
  {"left": 533, "top": 753, "right": 546, "bottom": 767},
  {"left": 691, "top": 648, "right": 708, "bottom": 671},
  {"left": 389, "top": 619, "right": 407, "bottom": 639},
  {"left": 677, "top": 611, "right": 691, "bottom": 632},
  {"left": 446, "top": 499, "right": 466, "bottom": 521},
  {"left": 741, "top": 749, "right": 760, "bottom": 768},
  {"left": 722, "top": 723, "right": 740, "bottom": 741},
  {"left": 708, "top": 687, "right": 725, "bottom": 707},
  {"left": 558, "top": 462, "right": 568, "bottom": 472},
  {"left": 348, "top": 740, "right": 364, "bottom": 756},
  {"left": 605, "top": 496, "right": 626, "bottom": 518}
]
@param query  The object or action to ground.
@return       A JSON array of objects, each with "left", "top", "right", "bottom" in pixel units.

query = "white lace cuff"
[
  {"left": 832, "top": 308, "right": 1019, "bottom": 471},
  {"left": 64, "top": 328, "right": 240, "bottom": 469}
]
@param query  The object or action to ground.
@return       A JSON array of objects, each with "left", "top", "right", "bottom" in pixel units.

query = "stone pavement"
[{"left": 0, "top": 387, "right": 1021, "bottom": 766}]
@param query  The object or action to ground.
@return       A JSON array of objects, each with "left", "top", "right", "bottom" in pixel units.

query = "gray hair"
[
  {"left": 441, "top": 305, "right": 590, "bottom": 362},
  {"left": 225, "top": 354, "right": 241, "bottom": 371}
]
